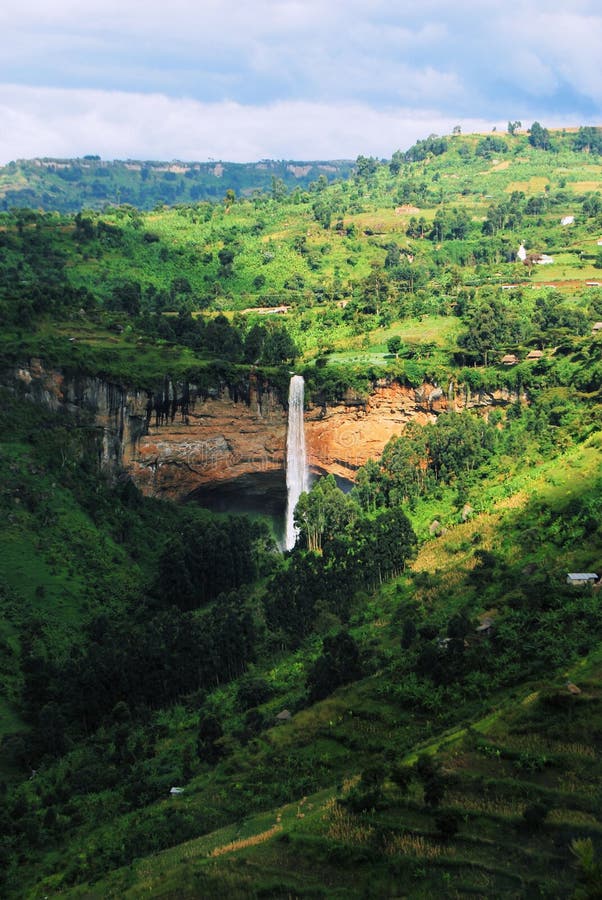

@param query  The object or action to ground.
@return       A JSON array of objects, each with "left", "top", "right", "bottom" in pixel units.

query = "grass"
[{"left": 62, "top": 659, "right": 600, "bottom": 898}]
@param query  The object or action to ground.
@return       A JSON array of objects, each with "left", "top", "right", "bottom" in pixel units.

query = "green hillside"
[
  {"left": 0, "top": 157, "right": 354, "bottom": 213},
  {"left": 1, "top": 124, "right": 602, "bottom": 898}
]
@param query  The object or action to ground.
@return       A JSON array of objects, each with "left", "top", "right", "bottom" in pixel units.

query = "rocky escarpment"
[
  {"left": 8, "top": 359, "right": 149, "bottom": 469},
  {"left": 6, "top": 360, "right": 288, "bottom": 497},
  {"left": 6, "top": 361, "right": 521, "bottom": 500}
]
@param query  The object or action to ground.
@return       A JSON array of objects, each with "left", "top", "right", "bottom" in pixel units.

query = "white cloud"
[
  {"left": 0, "top": 1, "right": 600, "bottom": 163},
  {"left": 0, "top": 85, "right": 501, "bottom": 164},
  {"left": 489, "top": 10, "right": 602, "bottom": 103}
]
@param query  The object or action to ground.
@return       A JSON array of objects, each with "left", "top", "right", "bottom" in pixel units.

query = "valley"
[{"left": 0, "top": 125, "right": 602, "bottom": 898}]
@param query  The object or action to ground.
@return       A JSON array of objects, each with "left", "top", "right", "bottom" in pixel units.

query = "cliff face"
[
  {"left": 306, "top": 380, "right": 518, "bottom": 482},
  {"left": 6, "top": 361, "right": 519, "bottom": 500},
  {"left": 130, "top": 378, "right": 288, "bottom": 498},
  {"left": 9, "top": 359, "right": 150, "bottom": 470}
]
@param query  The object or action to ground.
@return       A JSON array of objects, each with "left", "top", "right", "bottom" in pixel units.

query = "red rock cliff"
[{"left": 6, "top": 362, "right": 519, "bottom": 500}]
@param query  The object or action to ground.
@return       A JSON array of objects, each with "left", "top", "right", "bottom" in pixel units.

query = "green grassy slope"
[{"left": 9, "top": 430, "right": 600, "bottom": 899}]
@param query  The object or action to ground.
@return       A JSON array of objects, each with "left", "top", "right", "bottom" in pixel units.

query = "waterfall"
[{"left": 284, "top": 375, "right": 309, "bottom": 550}]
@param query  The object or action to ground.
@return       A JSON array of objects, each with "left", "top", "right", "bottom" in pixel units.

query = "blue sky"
[{"left": 0, "top": 0, "right": 600, "bottom": 163}]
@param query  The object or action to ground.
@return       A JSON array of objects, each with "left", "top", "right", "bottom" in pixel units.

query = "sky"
[{"left": 0, "top": 0, "right": 601, "bottom": 164}]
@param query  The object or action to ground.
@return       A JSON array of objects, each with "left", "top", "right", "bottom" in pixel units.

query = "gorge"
[{"left": 6, "top": 360, "right": 522, "bottom": 512}]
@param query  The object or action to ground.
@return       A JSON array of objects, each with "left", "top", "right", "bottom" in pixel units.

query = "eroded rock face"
[
  {"left": 306, "top": 383, "right": 432, "bottom": 481},
  {"left": 306, "top": 381, "right": 520, "bottom": 481},
  {"left": 5, "top": 361, "right": 520, "bottom": 500},
  {"left": 131, "top": 380, "right": 288, "bottom": 498},
  {"left": 8, "top": 359, "right": 149, "bottom": 470}
]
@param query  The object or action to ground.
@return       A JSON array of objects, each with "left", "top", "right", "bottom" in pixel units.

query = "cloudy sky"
[{"left": 0, "top": 0, "right": 600, "bottom": 163}]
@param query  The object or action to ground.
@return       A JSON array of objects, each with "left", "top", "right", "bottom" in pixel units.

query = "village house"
[{"left": 566, "top": 573, "right": 599, "bottom": 586}]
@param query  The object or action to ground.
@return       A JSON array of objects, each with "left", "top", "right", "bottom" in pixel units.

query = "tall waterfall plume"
[{"left": 284, "top": 375, "right": 309, "bottom": 550}]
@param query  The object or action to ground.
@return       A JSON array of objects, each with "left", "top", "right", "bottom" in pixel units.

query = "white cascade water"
[{"left": 284, "top": 375, "right": 309, "bottom": 550}]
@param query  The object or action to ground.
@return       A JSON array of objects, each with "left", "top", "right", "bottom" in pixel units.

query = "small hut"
[{"left": 566, "top": 573, "right": 598, "bottom": 586}]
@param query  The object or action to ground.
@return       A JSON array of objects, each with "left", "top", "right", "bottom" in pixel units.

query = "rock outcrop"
[{"left": 5, "top": 361, "right": 520, "bottom": 500}]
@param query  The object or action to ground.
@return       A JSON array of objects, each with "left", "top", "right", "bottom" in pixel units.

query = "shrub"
[
  {"left": 435, "top": 810, "right": 460, "bottom": 840},
  {"left": 522, "top": 801, "right": 549, "bottom": 830}
]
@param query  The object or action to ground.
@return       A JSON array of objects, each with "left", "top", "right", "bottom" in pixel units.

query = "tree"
[
  {"left": 343, "top": 763, "right": 387, "bottom": 812},
  {"left": 476, "top": 136, "right": 508, "bottom": 158},
  {"left": 346, "top": 507, "right": 417, "bottom": 588},
  {"left": 294, "top": 475, "right": 358, "bottom": 553},
  {"left": 261, "top": 326, "right": 298, "bottom": 365},
  {"left": 436, "top": 810, "right": 460, "bottom": 839},
  {"left": 404, "top": 135, "right": 448, "bottom": 162},
  {"left": 389, "top": 150, "right": 404, "bottom": 175},
  {"left": 312, "top": 198, "right": 332, "bottom": 229},
  {"left": 379, "top": 426, "right": 430, "bottom": 505},
  {"left": 204, "top": 314, "right": 242, "bottom": 360},
  {"left": 529, "top": 121, "right": 551, "bottom": 150},
  {"left": 401, "top": 619, "right": 417, "bottom": 649},
  {"left": 573, "top": 127, "right": 602, "bottom": 155},
  {"left": 306, "top": 631, "right": 362, "bottom": 702},
  {"left": 427, "top": 412, "right": 496, "bottom": 482},
  {"left": 355, "top": 155, "right": 379, "bottom": 176},
  {"left": 197, "top": 712, "right": 223, "bottom": 764},
  {"left": 353, "top": 458, "right": 383, "bottom": 512},
  {"left": 522, "top": 801, "right": 549, "bottom": 830},
  {"left": 109, "top": 281, "right": 141, "bottom": 315},
  {"left": 358, "top": 264, "right": 393, "bottom": 314},
  {"left": 243, "top": 323, "right": 267, "bottom": 363},
  {"left": 583, "top": 193, "right": 601, "bottom": 217},
  {"left": 458, "top": 295, "right": 527, "bottom": 363},
  {"left": 387, "top": 336, "right": 402, "bottom": 358},
  {"left": 390, "top": 763, "right": 413, "bottom": 793},
  {"left": 415, "top": 754, "right": 445, "bottom": 808},
  {"left": 507, "top": 120, "right": 522, "bottom": 135},
  {"left": 217, "top": 245, "right": 235, "bottom": 277}
]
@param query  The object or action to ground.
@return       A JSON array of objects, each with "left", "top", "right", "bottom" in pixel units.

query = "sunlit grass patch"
[
  {"left": 548, "top": 808, "right": 600, "bottom": 827},
  {"left": 571, "top": 180, "right": 602, "bottom": 192},
  {"left": 446, "top": 791, "right": 524, "bottom": 819},
  {"left": 385, "top": 832, "right": 452, "bottom": 859},
  {"left": 209, "top": 823, "right": 283, "bottom": 857},
  {"left": 505, "top": 177, "right": 549, "bottom": 194},
  {"left": 322, "top": 798, "right": 375, "bottom": 845}
]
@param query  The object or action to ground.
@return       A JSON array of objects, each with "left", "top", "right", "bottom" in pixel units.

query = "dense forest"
[{"left": 1, "top": 124, "right": 602, "bottom": 898}]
